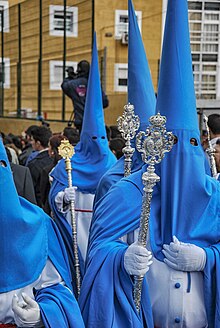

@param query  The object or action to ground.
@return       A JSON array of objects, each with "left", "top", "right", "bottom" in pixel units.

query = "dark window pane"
[
  {"left": 188, "top": 2, "right": 202, "bottom": 10},
  {"left": 204, "top": 2, "right": 220, "bottom": 11},
  {"left": 119, "top": 78, "right": 127, "bottom": 86},
  {"left": 202, "top": 54, "right": 218, "bottom": 62},
  {"left": 192, "top": 54, "right": 200, "bottom": 61}
]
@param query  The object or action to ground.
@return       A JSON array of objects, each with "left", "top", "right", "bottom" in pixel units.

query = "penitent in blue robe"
[
  {"left": 0, "top": 137, "right": 84, "bottom": 327},
  {"left": 79, "top": 170, "right": 154, "bottom": 328}
]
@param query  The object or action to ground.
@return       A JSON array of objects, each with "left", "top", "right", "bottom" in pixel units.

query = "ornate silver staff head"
[
  {"left": 117, "top": 103, "right": 140, "bottom": 176},
  {"left": 117, "top": 103, "right": 140, "bottom": 142},
  {"left": 136, "top": 112, "right": 174, "bottom": 167}
]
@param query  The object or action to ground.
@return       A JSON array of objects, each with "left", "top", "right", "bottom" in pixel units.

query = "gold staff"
[
  {"left": 117, "top": 103, "right": 140, "bottom": 176},
  {"left": 134, "top": 113, "right": 174, "bottom": 312},
  {"left": 58, "top": 139, "right": 81, "bottom": 298},
  {"left": 203, "top": 114, "right": 218, "bottom": 179}
]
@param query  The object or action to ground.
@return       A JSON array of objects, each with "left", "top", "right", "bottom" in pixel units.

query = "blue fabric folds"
[
  {"left": 79, "top": 175, "right": 153, "bottom": 327},
  {"left": 0, "top": 138, "right": 48, "bottom": 292},
  {"left": 203, "top": 245, "right": 220, "bottom": 328}
]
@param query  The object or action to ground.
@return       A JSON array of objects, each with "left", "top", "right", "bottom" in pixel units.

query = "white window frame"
[
  {"left": 49, "top": 60, "right": 77, "bottom": 90},
  {"left": 115, "top": 9, "right": 142, "bottom": 39},
  {"left": 162, "top": 0, "right": 220, "bottom": 100},
  {"left": 0, "top": 1, "right": 9, "bottom": 33},
  {"left": 0, "top": 57, "right": 10, "bottom": 88},
  {"left": 114, "top": 63, "right": 128, "bottom": 92},
  {"left": 49, "top": 5, "right": 78, "bottom": 37}
]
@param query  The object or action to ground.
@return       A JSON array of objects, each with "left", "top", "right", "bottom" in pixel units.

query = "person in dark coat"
[
  {"left": 6, "top": 147, "right": 37, "bottom": 204},
  {"left": 61, "top": 60, "right": 109, "bottom": 133},
  {"left": 27, "top": 126, "right": 53, "bottom": 207},
  {"left": 40, "top": 134, "right": 67, "bottom": 215}
]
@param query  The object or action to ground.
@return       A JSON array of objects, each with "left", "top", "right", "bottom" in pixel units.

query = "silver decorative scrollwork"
[
  {"left": 203, "top": 114, "right": 218, "bottom": 179},
  {"left": 117, "top": 103, "right": 140, "bottom": 176},
  {"left": 133, "top": 113, "right": 174, "bottom": 312}
]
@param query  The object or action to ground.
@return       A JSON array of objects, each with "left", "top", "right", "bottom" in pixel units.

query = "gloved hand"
[
  {"left": 124, "top": 241, "right": 153, "bottom": 276},
  {"left": 12, "top": 293, "right": 43, "bottom": 327},
  {"left": 63, "top": 186, "right": 77, "bottom": 204},
  {"left": 162, "top": 236, "right": 206, "bottom": 272}
]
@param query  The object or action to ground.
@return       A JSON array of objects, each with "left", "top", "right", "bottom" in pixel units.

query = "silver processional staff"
[
  {"left": 134, "top": 113, "right": 174, "bottom": 312},
  {"left": 117, "top": 103, "right": 140, "bottom": 177},
  {"left": 58, "top": 139, "right": 81, "bottom": 299}
]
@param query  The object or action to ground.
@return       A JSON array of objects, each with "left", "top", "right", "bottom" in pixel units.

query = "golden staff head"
[{"left": 58, "top": 139, "right": 75, "bottom": 160}]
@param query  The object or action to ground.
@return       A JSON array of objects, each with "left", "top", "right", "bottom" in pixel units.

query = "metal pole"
[
  {"left": 38, "top": 0, "right": 42, "bottom": 119},
  {"left": 91, "top": 0, "right": 95, "bottom": 48},
  {"left": 101, "top": 46, "right": 107, "bottom": 92},
  {"left": 62, "top": 0, "right": 67, "bottom": 121},
  {"left": 1, "top": 10, "right": 4, "bottom": 116},
  {"left": 17, "top": 4, "right": 21, "bottom": 117}
]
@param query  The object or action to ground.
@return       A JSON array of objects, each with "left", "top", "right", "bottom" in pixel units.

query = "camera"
[{"left": 66, "top": 67, "right": 77, "bottom": 79}]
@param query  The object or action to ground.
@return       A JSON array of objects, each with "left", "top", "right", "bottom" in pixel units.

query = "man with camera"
[{"left": 61, "top": 60, "right": 109, "bottom": 133}]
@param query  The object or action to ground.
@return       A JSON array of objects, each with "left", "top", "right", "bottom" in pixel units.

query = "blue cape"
[
  {"left": 36, "top": 218, "right": 85, "bottom": 328},
  {"left": 0, "top": 139, "right": 84, "bottom": 327},
  {"left": 79, "top": 174, "right": 153, "bottom": 327}
]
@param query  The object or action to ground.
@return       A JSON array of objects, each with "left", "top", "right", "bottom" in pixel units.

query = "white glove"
[
  {"left": 162, "top": 236, "right": 206, "bottom": 272},
  {"left": 12, "top": 293, "right": 43, "bottom": 327},
  {"left": 63, "top": 186, "right": 77, "bottom": 204},
  {"left": 124, "top": 241, "right": 153, "bottom": 276}
]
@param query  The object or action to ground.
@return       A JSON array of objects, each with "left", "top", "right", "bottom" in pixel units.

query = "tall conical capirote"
[
  {"left": 50, "top": 33, "right": 116, "bottom": 194},
  {"left": 0, "top": 138, "right": 48, "bottom": 292},
  {"left": 156, "top": 0, "right": 198, "bottom": 131},
  {"left": 149, "top": 0, "right": 220, "bottom": 263},
  {"left": 80, "top": 33, "right": 107, "bottom": 139},
  {"left": 93, "top": 0, "right": 157, "bottom": 204},
  {"left": 128, "top": 0, "right": 156, "bottom": 131}
]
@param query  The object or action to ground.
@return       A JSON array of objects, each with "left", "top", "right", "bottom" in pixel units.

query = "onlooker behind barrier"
[{"left": 61, "top": 60, "right": 109, "bottom": 133}]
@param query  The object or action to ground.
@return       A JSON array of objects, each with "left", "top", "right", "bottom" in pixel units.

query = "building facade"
[{"left": 0, "top": 0, "right": 219, "bottom": 127}]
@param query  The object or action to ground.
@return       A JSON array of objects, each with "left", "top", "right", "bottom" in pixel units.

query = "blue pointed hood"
[
  {"left": 148, "top": 0, "right": 220, "bottom": 260},
  {"left": 156, "top": 0, "right": 198, "bottom": 131},
  {"left": 80, "top": 34, "right": 107, "bottom": 139},
  {"left": 128, "top": 0, "right": 156, "bottom": 132},
  {"left": 93, "top": 0, "right": 156, "bottom": 204},
  {"left": 0, "top": 139, "right": 48, "bottom": 292},
  {"left": 51, "top": 33, "right": 116, "bottom": 194},
  {"left": 98, "top": 0, "right": 156, "bottom": 185}
]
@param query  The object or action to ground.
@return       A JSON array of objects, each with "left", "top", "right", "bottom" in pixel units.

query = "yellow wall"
[{"left": 2, "top": 0, "right": 162, "bottom": 130}]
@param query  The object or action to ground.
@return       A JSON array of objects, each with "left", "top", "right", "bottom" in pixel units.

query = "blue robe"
[
  {"left": 80, "top": 159, "right": 220, "bottom": 327},
  {"left": 36, "top": 217, "right": 85, "bottom": 328},
  {"left": 79, "top": 172, "right": 154, "bottom": 328}
]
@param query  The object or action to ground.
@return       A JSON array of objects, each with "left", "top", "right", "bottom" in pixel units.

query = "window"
[
  {"left": 204, "top": 2, "right": 220, "bottom": 11},
  {"left": 115, "top": 10, "right": 142, "bottom": 39},
  {"left": 188, "top": 2, "right": 202, "bottom": 10},
  {"left": 114, "top": 63, "right": 128, "bottom": 92},
  {"left": 0, "top": 1, "right": 9, "bottom": 32},
  {"left": 49, "top": 5, "right": 78, "bottom": 37},
  {"left": 0, "top": 58, "right": 10, "bottom": 88},
  {"left": 187, "top": 0, "right": 220, "bottom": 100},
  {"left": 202, "top": 54, "right": 218, "bottom": 61},
  {"left": 50, "top": 60, "right": 77, "bottom": 90}
]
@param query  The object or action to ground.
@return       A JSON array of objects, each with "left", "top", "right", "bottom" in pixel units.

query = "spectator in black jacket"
[
  {"left": 27, "top": 126, "right": 53, "bottom": 207},
  {"left": 5, "top": 147, "right": 37, "bottom": 204},
  {"left": 61, "top": 60, "right": 109, "bottom": 133}
]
